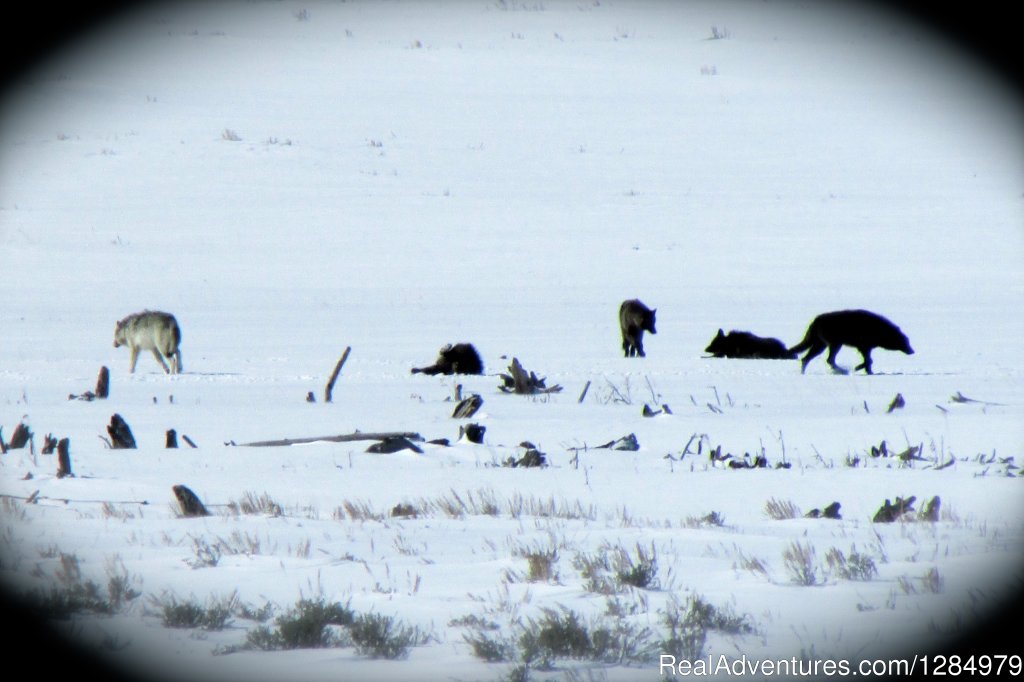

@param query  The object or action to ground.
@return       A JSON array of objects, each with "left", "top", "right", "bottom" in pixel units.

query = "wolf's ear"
[{"left": 717, "top": 328, "right": 724, "bottom": 337}]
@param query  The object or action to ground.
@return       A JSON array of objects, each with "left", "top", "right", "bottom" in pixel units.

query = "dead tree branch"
[
  {"left": 498, "top": 358, "right": 563, "bottom": 395},
  {"left": 324, "top": 346, "right": 352, "bottom": 403}
]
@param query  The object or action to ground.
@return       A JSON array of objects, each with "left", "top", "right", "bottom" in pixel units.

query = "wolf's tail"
[{"left": 786, "top": 328, "right": 814, "bottom": 356}]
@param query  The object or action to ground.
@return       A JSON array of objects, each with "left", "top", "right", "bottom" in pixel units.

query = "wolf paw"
[{"left": 830, "top": 366, "right": 850, "bottom": 375}]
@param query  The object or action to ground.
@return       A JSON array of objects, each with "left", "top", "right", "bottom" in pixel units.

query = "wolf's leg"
[
  {"left": 854, "top": 349, "right": 872, "bottom": 375},
  {"left": 173, "top": 350, "right": 182, "bottom": 374},
  {"left": 151, "top": 349, "right": 171, "bottom": 374},
  {"left": 799, "top": 341, "right": 825, "bottom": 373},
  {"left": 826, "top": 345, "right": 848, "bottom": 374},
  {"left": 129, "top": 347, "right": 139, "bottom": 373}
]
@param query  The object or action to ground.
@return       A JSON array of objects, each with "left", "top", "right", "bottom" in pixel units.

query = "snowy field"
[{"left": 1, "top": 1, "right": 1021, "bottom": 680}]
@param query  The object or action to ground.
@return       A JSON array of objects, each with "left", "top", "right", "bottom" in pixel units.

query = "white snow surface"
[{"left": 1, "top": 2, "right": 1021, "bottom": 681}]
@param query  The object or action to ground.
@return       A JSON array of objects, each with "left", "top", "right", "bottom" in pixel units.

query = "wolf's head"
[
  {"left": 643, "top": 308, "right": 657, "bottom": 334},
  {"left": 705, "top": 329, "right": 727, "bottom": 356},
  {"left": 113, "top": 320, "right": 126, "bottom": 348},
  {"left": 886, "top": 327, "right": 914, "bottom": 355}
]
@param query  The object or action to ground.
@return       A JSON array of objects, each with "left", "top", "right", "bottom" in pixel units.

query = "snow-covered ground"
[{"left": 1, "top": 2, "right": 1021, "bottom": 680}]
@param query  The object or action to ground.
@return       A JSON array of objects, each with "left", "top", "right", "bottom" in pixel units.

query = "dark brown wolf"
[
  {"left": 619, "top": 299, "right": 657, "bottom": 357},
  {"left": 411, "top": 343, "right": 484, "bottom": 375},
  {"left": 705, "top": 329, "right": 796, "bottom": 360},
  {"left": 788, "top": 309, "right": 913, "bottom": 374}
]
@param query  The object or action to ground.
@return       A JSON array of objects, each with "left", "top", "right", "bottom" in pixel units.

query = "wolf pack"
[
  {"left": 617, "top": 300, "right": 912, "bottom": 374},
  {"left": 113, "top": 302, "right": 913, "bottom": 378}
]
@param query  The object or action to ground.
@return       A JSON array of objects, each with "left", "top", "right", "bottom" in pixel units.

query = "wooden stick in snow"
[
  {"left": 56, "top": 438, "right": 73, "bottom": 478},
  {"left": 324, "top": 346, "right": 352, "bottom": 403},
  {"left": 577, "top": 380, "right": 591, "bottom": 404},
  {"left": 95, "top": 366, "right": 110, "bottom": 399}
]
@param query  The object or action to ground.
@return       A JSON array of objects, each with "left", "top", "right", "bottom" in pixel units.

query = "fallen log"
[
  {"left": 366, "top": 436, "right": 423, "bottom": 454},
  {"left": 595, "top": 433, "right": 639, "bottom": 451},
  {"left": 232, "top": 431, "right": 423, "bottom": 448}
]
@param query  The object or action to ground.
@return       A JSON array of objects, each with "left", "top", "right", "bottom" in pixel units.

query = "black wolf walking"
[
  {"left": 788, "top": 309, "right": 913, "bottom": 375},
  {"left": 619, "top": 299, "right": 657, "bottom": 357},
  {"left": 705, "top": 329, "right": 796, "bottom": 360}
]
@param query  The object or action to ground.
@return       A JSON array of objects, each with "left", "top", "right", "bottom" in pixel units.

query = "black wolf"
[
  {"left": 788, "top": 309, "right": 914, "bottom": 374},
  {"left": 704, "top": 329, "right": 796, "bottom": 360},
  {"left": 411, "top": 343, "right": 484, "bottom": 376},
  {"left": 619, "top": 299, "right": 657, "bottom": 357}
]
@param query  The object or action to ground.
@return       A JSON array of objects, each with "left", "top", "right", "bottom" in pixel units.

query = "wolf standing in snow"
[
  {"left": 113, "top": 310, "right": 183, "bottom": 374},
  {"left": 788, "top": 309, "right": 913, "bottom": 375},
  {"left": 619, "top": 299, "right": 657, "bottom": 357}
]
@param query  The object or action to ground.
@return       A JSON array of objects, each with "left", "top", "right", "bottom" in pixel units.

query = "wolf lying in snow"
[
  {"left": 704, "top": 329, "right": 796, "bottom": 360},
  {"left": 113, "top": 310, "right": 183, "bottom": 374},
  {"left": 619, "top": 299, "right": 657, "bottom": 358},
  {"left": 788, "top": 309, "right": 913, "bottom": 375},
  {"left": 411, "top": 343, "right": 483, "bottom": 376}
]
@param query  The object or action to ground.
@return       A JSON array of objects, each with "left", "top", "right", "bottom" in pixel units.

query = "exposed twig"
[
  {"left": 950, "top": 391, "right": 1004, "bottom": 406},
  {"left": 886, "top": 392, "right": 905, "bottom": 413},
  {"left": 577, "top": 380, "right": 591, "bottom": 404}
]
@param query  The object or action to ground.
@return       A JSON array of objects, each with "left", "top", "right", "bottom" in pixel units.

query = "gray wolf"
[
  {"left": 619, "top": 299, "right": 656, "bottom": 357},
  {"left": 411, "top": 343, "right": 483, "bottom": 375},
  {"left": 788, "top": 309, "right": 913, "bottom": 374},
  {"left": 113, "top": 310, "right": 183, "bottom": 374},
  {"left": 705, "top": 329, "right": 796, "bottom": 359}
]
